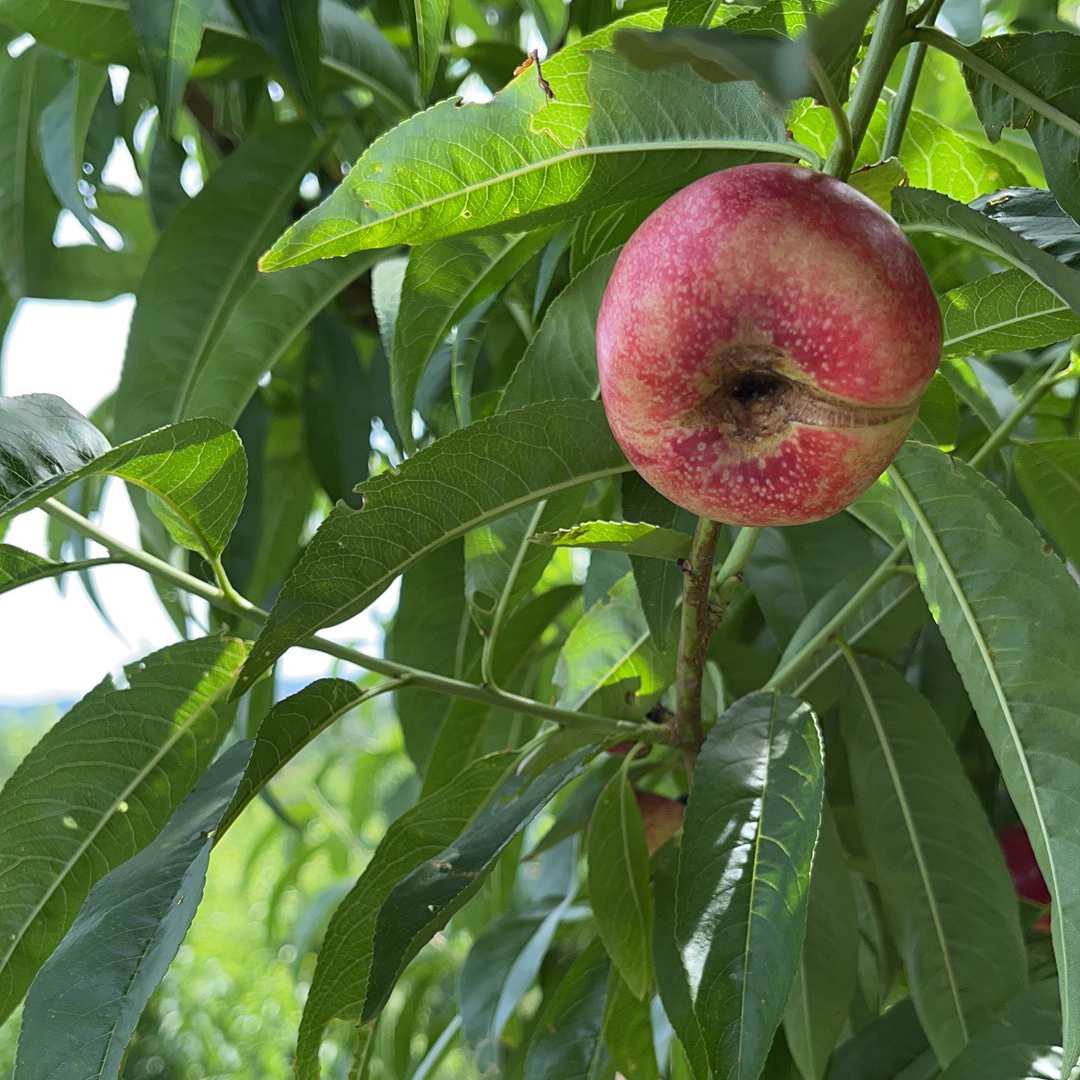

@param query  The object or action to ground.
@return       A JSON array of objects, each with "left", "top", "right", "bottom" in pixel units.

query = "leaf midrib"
[
  {"left": 269, "top": 136, "right": 802, "bottom": 267},
  {"left": 845, "top": 652, "right": 969, "bottom": 1043}
]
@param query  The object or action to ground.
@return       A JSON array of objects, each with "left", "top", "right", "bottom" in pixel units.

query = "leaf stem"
[
  {"left": 968, "top": 345, "right": 1077, "bottom": 469},
  {"left": 882, "top": 0, "right": 946, "bottom": 160},
  {"left": 765, "top": 539, "right": 908, "bottom": 691},
  {"left": 826, "top": 0, "right": 908, "bottom": 175},
  {"left": 911, "top": 27, "right": 1080, "bottom": 141},
  {"left": 41, "top": 499, "right": 665, "bottom": 745},
  {"left": 674, "top": 521, "right": 758, "bottom": 775},
  {"left": 808, "top": 52, "right": 854, "bottom": 181}
]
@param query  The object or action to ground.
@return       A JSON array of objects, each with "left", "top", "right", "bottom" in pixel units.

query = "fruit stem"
[
  {"left": 882, "top": 0, "right": 946, "bottom": 159},
  {"left": 674, "top": 521, "right": 759, "bottom": 777},
  {"left": 826, "top": 0, "right": 907, "bottom": 176},
  {"left": 808, "top": 53, "right": 854, "bottom": 181},
  {"left": 40, "top": 499, "right": 669, "bottom": 746},
  {"left": 911, "top": 28, "right": 1080, "bottom": 142}
]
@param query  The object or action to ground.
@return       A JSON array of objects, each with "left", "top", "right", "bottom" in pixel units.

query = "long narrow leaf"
[
  {"left": 0, "top": 637, "right": 246, "bottom": 1025},
  {"left": 675, "top": 691, "right": 824, "bottom": 1080},
  {"left": 889, "top": 441, "right": 1080, "bottom": 1077}
]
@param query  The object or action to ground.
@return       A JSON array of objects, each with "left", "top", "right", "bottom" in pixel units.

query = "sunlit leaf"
[
  {"left": 0, "top": 396, "right": 246, "bottom": 561},
  {"left": 940, "top": 269, "right": 1080, "bottom": 359},
  {"left": 14, "top": 742, "right": 252, "bottom": 1080},
  {"left": 0, "top": 637, "right": 246, "bottom": 1025},
  {"left": 260, "top": 12, "right": 792, "bottom": 268},
  {"left": 676, "top": 691, "right": 823, "bottom": 1080}
]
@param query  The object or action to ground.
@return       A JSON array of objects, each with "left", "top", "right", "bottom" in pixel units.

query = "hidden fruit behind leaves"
[
  {"left": 596, "top": 163, "right": 942, "bottom": 526},
  {"left": 1000, "top": 822, "right": 1052, "bottom": 932}
]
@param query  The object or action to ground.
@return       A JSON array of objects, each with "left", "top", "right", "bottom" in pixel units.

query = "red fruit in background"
[
  {"left": 634, "top": 790, "right": 684, "bottom": 855},
  {"left": 596, "top": 163, "right": 942, "bottom": 526},
  {"left": 999, "top": 822, "right": 1051, "bottom": 906}
]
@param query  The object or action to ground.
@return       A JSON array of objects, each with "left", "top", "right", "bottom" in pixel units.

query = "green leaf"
[
  {"left": 892, "top": 187, "right": 1080, "bottom": 318},
  {"left": 13, "top": 741, "right": 251, "bottom": 1080},
  {"left": 115, "top": 122, "right": 320, "bottom": 440},
  {"left": 394, "top": 231, "right": 548, "bottom": 450},
  {"left": 236, "top": 399, "right": 629, "bottom": 696},
  {"left": 914, "top": 371, "right": 959, "bottom": 450},
  {"left": 363, "top": 746, "right": 590, "bottom": 1020},
  {"left": 534, "top": 521, "right": 692, "bottom": 561},
  {"left": 524, "top": 937, "right": 612, "bottom": 1080},
  {"left": 644, "top": 0, "right": 876, "bottom": 101},
  {"left": 460, "top": 880, "right": 577, "bottom": 1071},
  {"left": 613, "top": 26, "right": 811, "bottom": 104},
  {"left": 293, "top": 752, "right": 512, "bottom": 1080},
  {"left": 653, "top": 846, "right": 710, "bottom": 1080},
  {"left": 587, "top": 771, "right": 654, "bottom": 999},
  {"left": 0, "top": 637, "right": 246, "bottom": 1026},
  {"left": 301, "top": 314, "right": 374, "bottom": 507},
  {"left": 0, "top": 398, "right": 246, "bottom": 561},
  {"left": 676, "top": 691, "right": 824, "bottom": 1080},
  {"left": 222, "top": 678, "right": 369, "bottom": 831},
  {"left": 555, "top": 573, "right": 672, "bottom": 714},
  {"left": 183, "top": 252, "right": 377, "bottom": 426},
  {"left": 459, "top": 248, "right": 616, "bottom": 633},
  {"left": 502, "top": 248, "right": 615, "bottom": 412},
  {"left": 887, "top": 441, "right": 1080, "bottom": 1078},
  {"left": 941, "top": 269, "right": 1080, "bottom": 359},
  {"left": 937, "top": 980, "right": 1062, "bottom": 1080},
  {"left": 406, "top": 0, "right": 449, "bottom": 95},
  {"left": 791, "top": 101, "right": 1028, "bottom": 205},
  {"left": 746, "top": 517, "right": 875, "bottom": 648},
  {"left": 260, "top": 12, "right": 791, "bottom": 268},
  {"left": 230, "top": 0, "right": 324, "bottom": 130},
  {"left": 129, "top": 0, "right": 215, "bottom": 132},
  {"left": 0, "top": 393, "right": 110, "bottom": 497},
  {"left": 826, "top": 999, "right": 930, "bottom": 1080},
  {"left": 386, "top": 540, "right": 471, "bottom": 774},
  {"left": 963, "top": 33, "right": 1080, "bottom": 226},
  {"left": 0, "top": 544, "right": 116, "bottom": 597},
  {"left": 38, "top": 60, "right": 110, "bottom": 246},
  {"left": 620, "top": 473, "right": 697, "bottom": 650},
  {"left": 783, "top": 810, "right": 858, "bottom": 1080},
  {"left": 603, "top": 965, "right": 660, "bottom": 1080},
  {"left": 0, "top": 48, "right": 59, "bottom": 298},
  {"left": 1016, "top": 438, "right": 1080, "bottom": 568},
  {"left": 840, "top": 655, "right": 1027, "bottom": 1065},
  {"left": 970, "top": 187, "right": 1080, "bottom": 267}
]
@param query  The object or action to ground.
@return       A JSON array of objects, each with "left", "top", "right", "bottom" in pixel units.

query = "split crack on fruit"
[{"left": 694, "top": 359, "right": 917, "bottom": 442}]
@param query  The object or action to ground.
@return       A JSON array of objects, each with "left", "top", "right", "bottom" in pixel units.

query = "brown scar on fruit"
[{"left": 689, "top": 345, "right": 916, "bottom": 440}]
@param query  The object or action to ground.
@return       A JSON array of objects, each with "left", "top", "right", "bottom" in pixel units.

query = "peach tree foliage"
[{"left": 0, "top": 0, "right": 1079, "bottom": 1075}]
